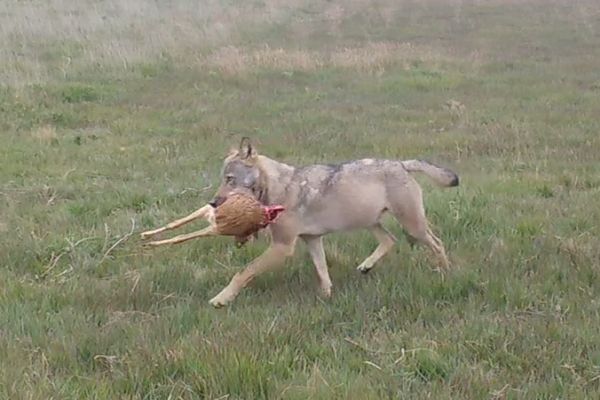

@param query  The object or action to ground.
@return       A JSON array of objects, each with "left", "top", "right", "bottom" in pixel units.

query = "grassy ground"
[{"left": 2, "top": 0, "right": 600, "bottom": 398}]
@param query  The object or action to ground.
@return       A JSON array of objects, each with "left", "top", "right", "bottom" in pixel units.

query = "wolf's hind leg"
[
  {"left": 387, "top": 182, "right": 450, "bottom": 270},
  {"left": 356, "top": 224, "right": 396, "bottom": 274}
]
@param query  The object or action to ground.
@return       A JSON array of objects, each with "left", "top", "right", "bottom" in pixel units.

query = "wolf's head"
[{"left": 210, "top": 137, "right": 263, "bottom": 207}]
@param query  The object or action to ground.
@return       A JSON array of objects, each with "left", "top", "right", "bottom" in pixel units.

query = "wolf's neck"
[{"left": 256, "top": 155, "right": 295, "bottom": 205}]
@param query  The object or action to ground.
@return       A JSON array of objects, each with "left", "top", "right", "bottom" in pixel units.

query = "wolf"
[
  {"left": 205, "top": 137, "right": 461, "bottom": 307},
  {"left": 143, "top": 137, "right": 459, "bottom": 307}
]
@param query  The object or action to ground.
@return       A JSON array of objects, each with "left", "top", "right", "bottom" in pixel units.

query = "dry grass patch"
[
  {"left": 0, "top": 0, "right": 306, "bottom": 86},
  {"left": 30, "top": 125, "right": 58, "bottom": 144},
  {"left": 329, "top": 42, "right": 439, "bottom": 72},
  {"left": 206, "top": 45, "right": 323, "bottom": 74},
  {"left": 205, "top": 41, "right": 450, "bottom": 74}
]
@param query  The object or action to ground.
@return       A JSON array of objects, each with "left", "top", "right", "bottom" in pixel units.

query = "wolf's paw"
[
  {"left": 319, "top": 283, "right": 332, "bottom": 298},
  {"left": 356, "top": 263, "right": 372, "bottom": 274},
  {"left": 209, "top": 288, "right": 238, "bottom": 308}
]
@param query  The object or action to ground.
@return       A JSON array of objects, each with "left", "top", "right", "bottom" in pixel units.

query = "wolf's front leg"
[
  {"left": 209, "top": 241, "right": 296, "bottom": 307},
  {"left": 303, "top": 235, "right": 332, "bottom": 298}
]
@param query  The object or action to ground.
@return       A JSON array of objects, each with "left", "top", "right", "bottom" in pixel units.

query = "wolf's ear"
[{"left": 239, "top": 137, "right": 257, "bottom": 160}]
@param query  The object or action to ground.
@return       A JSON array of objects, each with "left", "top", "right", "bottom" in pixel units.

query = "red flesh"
[{"left": 261, "top": 205, "right": 285, "bottom": 226}]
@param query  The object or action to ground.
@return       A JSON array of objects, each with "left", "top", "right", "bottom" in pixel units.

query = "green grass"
[{"left": 2, "top": 0, "right": 600, "bottom": 398}]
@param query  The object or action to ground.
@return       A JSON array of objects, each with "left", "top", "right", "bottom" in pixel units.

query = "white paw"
[
  {"left": 209, "top": 296, "right": 228, "bottom": 308},
  {"left": 319, "top": 284, "right": 332, "bottom": 298},
  {"left": 209, "top": 289, "right": 236, "bottom": 308},
  {"left": 356, "top": 264, "right": 371, "bottom": 274}
]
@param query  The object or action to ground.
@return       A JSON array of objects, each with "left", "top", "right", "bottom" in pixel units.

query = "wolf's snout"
[{"left": 209, "top": 196, "right": 226, "bottom": 208}]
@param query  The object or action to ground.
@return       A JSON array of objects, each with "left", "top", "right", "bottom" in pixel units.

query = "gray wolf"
[{"left": 144, "top": 137, "right": 459, "bottom": 307}]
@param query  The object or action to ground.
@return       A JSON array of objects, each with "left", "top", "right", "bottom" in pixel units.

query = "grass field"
[{"left": 2, "top": 0, "right": 600, "bottom": 398}]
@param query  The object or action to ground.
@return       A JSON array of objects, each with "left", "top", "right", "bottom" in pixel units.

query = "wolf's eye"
[{"left": 225, "top": 176, "right": 235, "bottom": 185}]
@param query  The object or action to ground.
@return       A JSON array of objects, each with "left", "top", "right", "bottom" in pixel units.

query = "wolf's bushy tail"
[{"left": 401, "top": 160, "right": 459, "bottom": 187}]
